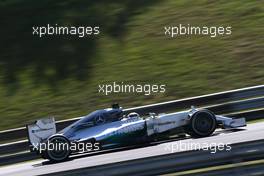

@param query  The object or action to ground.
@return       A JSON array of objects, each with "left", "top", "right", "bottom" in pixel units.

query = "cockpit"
[
  {"left": 60, "top": 104, "right": 124, "bottom": 135},
  {"left": 78, "top": 108, "right": 123, "bottom": 126}
]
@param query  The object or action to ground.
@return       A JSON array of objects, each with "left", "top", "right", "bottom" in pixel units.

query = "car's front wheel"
[{"left": 187, "top": 110, "right": 217, "bottom": 138}]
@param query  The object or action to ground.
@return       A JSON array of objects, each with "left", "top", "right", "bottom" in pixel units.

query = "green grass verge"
[{"left": 0, "top": 0, "right": 263, "bottom": 130}]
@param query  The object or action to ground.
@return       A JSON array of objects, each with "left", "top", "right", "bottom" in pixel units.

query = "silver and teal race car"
[{"left": 27, "top": 104, "right": 246, "bottom": 162}]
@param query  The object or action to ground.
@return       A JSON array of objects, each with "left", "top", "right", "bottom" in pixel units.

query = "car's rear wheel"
[
  {"left": 46, "top": 135, "right": 71, "bottom": 162},
  {"left": 187, "top": 110, "right": 217, "bottom": 138}
]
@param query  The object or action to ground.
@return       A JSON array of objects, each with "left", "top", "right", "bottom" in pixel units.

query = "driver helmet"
[{"left": 127, "top": 112, "right": 140, "bottom": 119}]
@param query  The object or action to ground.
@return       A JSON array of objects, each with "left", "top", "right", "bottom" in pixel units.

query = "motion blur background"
[{"left": 0, "top": 0, "right": 263, "bottom": 130}]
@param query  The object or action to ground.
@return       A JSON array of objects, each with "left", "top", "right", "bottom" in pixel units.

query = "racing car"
[{"left": 27, "top": 104, "right": 246, "bottom": 162}]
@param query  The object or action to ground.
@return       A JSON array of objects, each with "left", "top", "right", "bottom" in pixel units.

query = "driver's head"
[{"left": 127, "top": 112, "right": 140, "bottom": 119}]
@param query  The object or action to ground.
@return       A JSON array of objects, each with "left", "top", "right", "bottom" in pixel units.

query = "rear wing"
[{"left": 26, "top": 117, "right": 56, "bottom": 151}]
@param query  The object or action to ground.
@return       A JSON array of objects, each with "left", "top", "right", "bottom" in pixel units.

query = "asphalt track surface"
[{"left": 1, "top": 122, "right": 264, "bottom": 176}]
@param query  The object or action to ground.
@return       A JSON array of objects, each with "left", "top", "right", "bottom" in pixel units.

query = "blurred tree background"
[{"left": 0, "top": 0, "right": 263, "bottom": 130}]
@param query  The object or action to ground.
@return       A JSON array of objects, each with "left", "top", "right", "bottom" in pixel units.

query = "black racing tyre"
[
  {"left": 187, "top": 110, "right": 217, "bottom": 138},
  {"left": 46, "top": 135, "right": 71, "bottom": 162}
]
